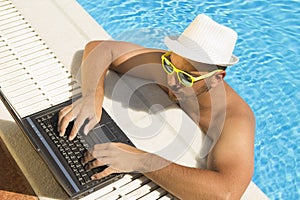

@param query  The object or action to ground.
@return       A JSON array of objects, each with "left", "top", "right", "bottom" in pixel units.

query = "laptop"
[{"left": 0, "top": 90, "right": 135, "bottom": 199}]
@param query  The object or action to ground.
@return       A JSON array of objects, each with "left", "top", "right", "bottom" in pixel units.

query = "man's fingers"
[
  {"left": 82, "top": 151, "right": 94, "bottom": 164},
  {"left": 85, "top": 158, "right": 106, "bottom": 170},
  {"left": 83, "top": 117, "right": 99, "bottom": 135},
  {"left": 58, "top": 111, "right": 75, "bottom": 136},
  {"left": 91, "top": 167, "right": 119, "bottom": 180},
  {"left": 57, "top": 105, "right": 72, "bottom": 132},
  {"left": 68, "top": 125, "right": 79, "bottom": 141},
  {"left": 82, "top": 146, "right": 111, "bottom": 164},
  {"left": 69, "top": 114, "right": 86, "bottom": 140}
]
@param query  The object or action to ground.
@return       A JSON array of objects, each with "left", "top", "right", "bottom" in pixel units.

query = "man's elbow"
[
  {"left": 216, "top": 179, "right": 251, "bottom": 200},
  {"left": 214, "top": 190, "right": 242, "bottom": 200},
  {"left": 214, "top": 189, "right": 233, "bottom": 200},
  {"left": 222, "top": 182, "right": 251, "bottom": 200}
]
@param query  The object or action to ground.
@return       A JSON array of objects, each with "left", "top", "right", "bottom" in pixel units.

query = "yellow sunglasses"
[{"left": 161, "top": 51, "right": 223, "bottom": 87}]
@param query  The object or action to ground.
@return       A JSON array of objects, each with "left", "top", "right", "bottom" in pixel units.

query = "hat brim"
[{"left": 164, "top": 36, "right": 238, "bottom": 66}]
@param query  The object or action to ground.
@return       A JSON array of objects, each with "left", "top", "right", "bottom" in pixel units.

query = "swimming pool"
[{"left": 77, "top": 0, "right": 300, "bottom": 199}]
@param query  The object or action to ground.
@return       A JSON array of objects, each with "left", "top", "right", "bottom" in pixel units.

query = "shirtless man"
[{"left": 58, "top": 14, "right": 255, "bottom": 199}]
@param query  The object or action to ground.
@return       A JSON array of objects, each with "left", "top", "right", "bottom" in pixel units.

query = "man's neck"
[{"left": 180, "top": 82, "right": 228, "bottom": 132}]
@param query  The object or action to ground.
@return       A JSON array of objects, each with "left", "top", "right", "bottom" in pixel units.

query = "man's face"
[{"left": 166, "top": 53, "right": 217, "bottom": 102}]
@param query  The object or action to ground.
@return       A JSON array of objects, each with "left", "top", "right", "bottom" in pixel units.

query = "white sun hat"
[{"left": 164, "top": 14, "right": 239, "bottom": 66}]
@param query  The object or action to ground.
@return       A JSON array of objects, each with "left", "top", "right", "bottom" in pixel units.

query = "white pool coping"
[{"left": 0, "top": 0, "right": 269, "bottom": 199}]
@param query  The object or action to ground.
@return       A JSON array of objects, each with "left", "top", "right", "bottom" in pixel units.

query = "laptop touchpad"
[{"left": 90, "top": 125, "right": 117, "bottom": 144}]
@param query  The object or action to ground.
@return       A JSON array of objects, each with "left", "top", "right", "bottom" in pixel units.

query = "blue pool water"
[{"left": 77, "top": 0, "right": 300, "bottom": 199}]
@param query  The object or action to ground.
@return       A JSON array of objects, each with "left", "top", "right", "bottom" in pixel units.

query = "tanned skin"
[{"left": 58, "top": 40, "right": 255, "bottom": 199}]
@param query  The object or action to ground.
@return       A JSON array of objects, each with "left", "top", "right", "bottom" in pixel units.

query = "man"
[{"left": 58, "top": 14, "right": 255, "bottom": 199}]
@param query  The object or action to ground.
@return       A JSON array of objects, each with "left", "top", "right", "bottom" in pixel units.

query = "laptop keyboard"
[{"left": 36, "top": 111, "right": 114, "bottom": 187}]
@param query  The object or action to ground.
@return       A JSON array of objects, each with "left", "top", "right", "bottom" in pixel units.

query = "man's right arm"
[
  {"left": 58, "top": 40, "right": 144, "bottom": 139},
  {"left": 58, "top": 40, "right": 164, "bottom": 140},
  {"left": 80, "top": 41, "right": 145, "bottom": 96}
]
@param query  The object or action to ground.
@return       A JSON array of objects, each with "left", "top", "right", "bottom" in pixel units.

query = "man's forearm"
[
  {"left": 80, "top": 40, "right": 144, "bottom": 97},
  {"left": 143, "top": 155, "right": 232, "bottom": 200},
  {"left": 80, "top": 43, "right": 112, "bottom": 98}
]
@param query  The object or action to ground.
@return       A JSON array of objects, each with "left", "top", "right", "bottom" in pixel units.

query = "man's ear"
[{"left": 210, "top": 71, "right": 226, "bottom": 88}]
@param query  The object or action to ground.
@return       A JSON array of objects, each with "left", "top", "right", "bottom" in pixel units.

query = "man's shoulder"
[{"left": 223, "top": 82, "right": 255, "bottom": 123}]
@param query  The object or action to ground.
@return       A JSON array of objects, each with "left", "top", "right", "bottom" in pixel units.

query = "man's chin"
[
  {"left": 168, "top": 89, "right": 200, "bottom": 103},
  {"left": 168, "top": 91, "right": 183, "bottom": 103}
]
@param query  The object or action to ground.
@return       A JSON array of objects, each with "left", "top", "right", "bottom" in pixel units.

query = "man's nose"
[{"left": 168, "top": 73, "right": 181, "bottom": 90}]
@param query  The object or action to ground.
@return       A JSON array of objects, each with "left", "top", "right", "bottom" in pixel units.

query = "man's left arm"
[
  {"left": 84, "top": 112, "right": 255, "bottom": 199},
  {"left": 206, "top": 113, "right": 255, "bottom": 198},
  {"left": 143, "top": 112, "right": 255, "bottom": 199}
]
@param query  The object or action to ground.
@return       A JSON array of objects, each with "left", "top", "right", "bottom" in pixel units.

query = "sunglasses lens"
[
  {"left": 163, "top": 59, "right": 174, "bottom": 74},
  {"left": 178, "top": 72, "right": 193, "bottom": 87}
]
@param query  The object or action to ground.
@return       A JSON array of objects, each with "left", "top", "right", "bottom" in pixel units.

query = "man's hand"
[
  {"left": 82, "top": 142, "right": 148, "bottom": 180},
  {"left": 57, "top": 95, "right": 102, "bottom": 140}
]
